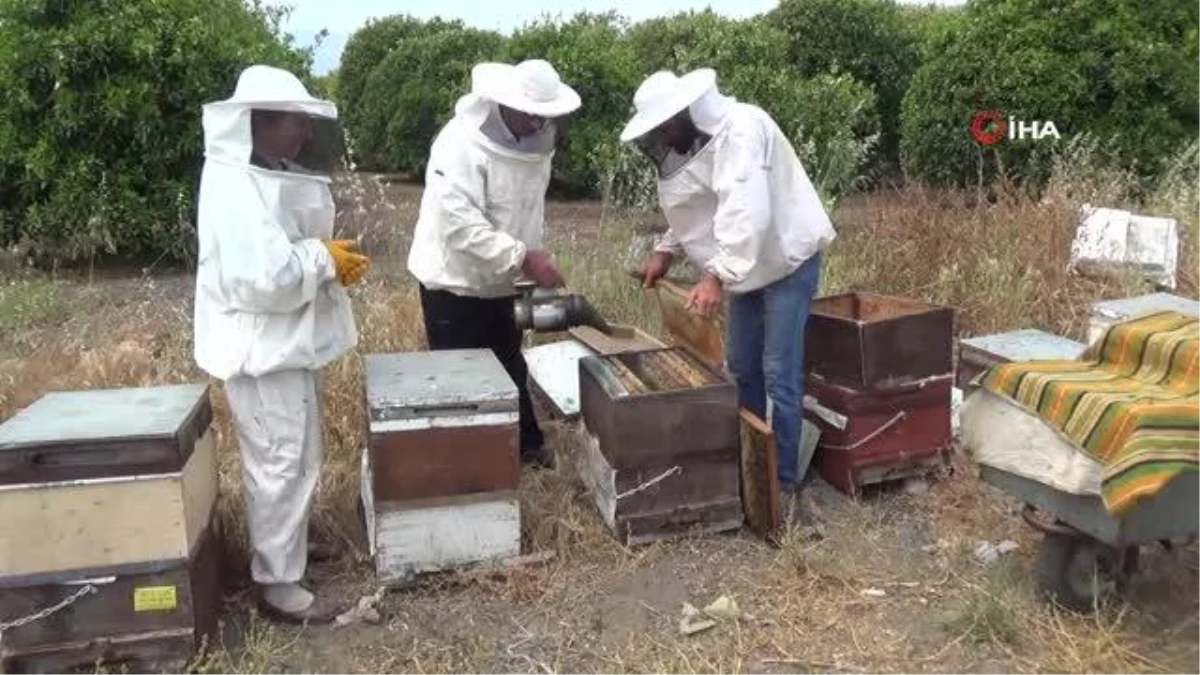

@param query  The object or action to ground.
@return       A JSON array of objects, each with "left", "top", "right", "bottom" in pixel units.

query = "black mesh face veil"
[
  {"left": 249, "top": 109, "right": 344, "bottom": 176},
  {"left": 633, "top": 129, "right": 714, "bottom": 178}
]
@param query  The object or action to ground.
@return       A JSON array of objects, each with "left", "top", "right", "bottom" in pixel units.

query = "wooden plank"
[
  {"left": 369, "top": 421, "right": 519, "bottom": 501},
  {"left": 0, "top": 433, "right": 218, "bottom": 577},
  {"left": 371, "top": 491, "right": 521, "bottom": 582},
  {"left": 739, "top": 410, "right": 782, "bottom": 542},
  {"left": 182, "top": 429, "right": 219, "bottom": 552},
  {"left": 623, "top": 499, "right": 744, "bottom": 546},
  {"left": 569, "top": 325, "right": 664, "bottom": 355}
]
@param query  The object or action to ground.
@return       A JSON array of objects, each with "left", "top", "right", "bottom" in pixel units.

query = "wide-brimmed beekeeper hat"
[
  {"left": 619, "top": 68, "right": 717, "bottom": 142},
  {"left": 471, "top": 59, "right": 581, "bottom": 118}
]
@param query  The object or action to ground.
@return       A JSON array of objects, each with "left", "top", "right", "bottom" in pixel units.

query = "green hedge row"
[
  {"left": 0, "top": 0, "right": 1194, "bottom": 262},
  {"left": 342, "top": 0, "right": 1197, "bottom": 199},
  {"left": 0, "top": 0, "right": 314, "bottom": 263}
]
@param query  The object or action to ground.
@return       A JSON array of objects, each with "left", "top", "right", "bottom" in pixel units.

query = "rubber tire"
[{"left": 1036, "top": 532, "right": 1118, "bottom": 612}]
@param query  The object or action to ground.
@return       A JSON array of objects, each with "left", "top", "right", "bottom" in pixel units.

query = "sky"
[{"left": 281, "top": 0, "right": 967, "bottom": 74}]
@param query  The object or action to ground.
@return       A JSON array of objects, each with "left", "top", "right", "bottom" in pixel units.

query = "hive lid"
[
  {"left": 364, "top": 350, "right": 518, "bottom": 422},
  {"left": 1091, "top": 293, "right": 1198, "bottom": 321},
  {"left": 960, "top": 329, "right": 1085, "bottom": 363},
  {"left": 525, "top": 339, "right": 595, "bottom": 419},
  {"left": 0, "top": 383, "right": 210, "bottom": 451}
]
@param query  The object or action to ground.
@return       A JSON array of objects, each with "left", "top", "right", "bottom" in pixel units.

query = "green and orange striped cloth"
[{"left": 982, "top": 311, "right": 1198, "bottom": 516}]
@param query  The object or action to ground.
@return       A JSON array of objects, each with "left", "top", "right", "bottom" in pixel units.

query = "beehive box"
[
  {"left": 956, "top": 329, "right": 1086, "bottom": 390},
  {"left": 578, "top": 347, "right": 742, "bottom": 545},
  {"left": 1087, "top": 293, "right": 1199, "bottom": 346},
  {"left": 806, "top": 374, "right": 952, "bottom": 497},
  {"left": 362, "top": 350, "right": 521, "bottom": 583},
  {"left": 806, "top": 292, "right": 954, "bottom": 391},
  {"left": 0, "top": 384, "right": 220, "bottom": 673}
]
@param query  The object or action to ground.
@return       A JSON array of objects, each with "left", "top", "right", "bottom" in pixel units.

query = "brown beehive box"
[
  {"left": 806, "top": 292, "right": 954, "bottom": 391},
  {"left": 578, "top": 347, "right": 743, "bottom": 545},
  {"left": 364, "top": 350, "right": 519, "bottom": 502},
  {"left": 0, "top": 384, "right": 220, "bottom": 673},
  {"left": 807, "top": 374, "right": 952, "bottom": 497}
]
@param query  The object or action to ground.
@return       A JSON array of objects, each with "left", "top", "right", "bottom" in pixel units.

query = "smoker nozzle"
[{"left": 568, "top": 294, "right": 614, "bottom": 335}]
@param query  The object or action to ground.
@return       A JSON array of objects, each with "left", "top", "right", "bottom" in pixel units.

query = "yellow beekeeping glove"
[{"left": 322, "top": 240, "right": 370, "bottom": 286}]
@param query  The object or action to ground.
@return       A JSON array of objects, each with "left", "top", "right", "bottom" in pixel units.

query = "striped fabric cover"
[{"left": 982, "top": 311, "right": 1198, "bottom": 516}]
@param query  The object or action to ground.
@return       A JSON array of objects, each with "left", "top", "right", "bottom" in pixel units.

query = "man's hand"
[
  {"left": 685, "top": 273, "right": 723, "bottom": 317},
  {"left": 522, "top": 249, "right": 565, "bottom": 288},
  {"left": 640, "top": 251, "right": 674, "bottom": 289}
]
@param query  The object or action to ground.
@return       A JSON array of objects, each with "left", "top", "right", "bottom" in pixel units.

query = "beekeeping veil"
[
  {"left": 620, "top": 68, "right": 733, "bottom": 177},
  {"left": 203, "top": 65, "right": 343, "bottom": 178},
  {"left": 199, "top": 65, "right": 344, "bottom": 252}
]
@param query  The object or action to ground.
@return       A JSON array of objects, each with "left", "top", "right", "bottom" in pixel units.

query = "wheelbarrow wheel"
[{"left": 1036, "top": 532, "right": 1130, "bottom": 612}]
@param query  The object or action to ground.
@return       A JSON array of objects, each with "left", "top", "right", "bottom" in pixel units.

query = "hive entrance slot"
[{"left": 374, "top": 402, "right": 482, "bottom": 422}]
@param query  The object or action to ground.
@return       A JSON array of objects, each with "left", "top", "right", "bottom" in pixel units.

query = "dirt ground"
[{"left": 1, "top": 177, "right": 1197, "bottom": 674}]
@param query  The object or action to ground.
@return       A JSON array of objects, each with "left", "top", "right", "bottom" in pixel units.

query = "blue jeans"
[{"left": 726, "top": 254, "right": 822, "bottom": 491}]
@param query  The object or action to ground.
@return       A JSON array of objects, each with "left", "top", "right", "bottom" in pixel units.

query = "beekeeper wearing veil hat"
[
  {"left": 623, "top": 68, "right": 836, "bottom": 506},
  {"left": 194, "top": 64, "right": 367, "bottom": 623},
  {"left": 408, "top": 59, "right": 581, "bottom": 468}
]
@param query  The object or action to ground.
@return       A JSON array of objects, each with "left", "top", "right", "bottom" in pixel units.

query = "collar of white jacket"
[
  {"left": 201, "top": 65, "right": 336, "bottom": 173},
  {"left": 620, "top": 68, "right": 735, "bottom": 143}
]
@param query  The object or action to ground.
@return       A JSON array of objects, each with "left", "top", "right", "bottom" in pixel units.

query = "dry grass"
[{"left": 1, "top": 157, "right": 1197, "bottom": 673}]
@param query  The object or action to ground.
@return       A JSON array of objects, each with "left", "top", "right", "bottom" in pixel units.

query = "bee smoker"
[{"left": 513, "top": 280, "right": 614, "bottom": 334}]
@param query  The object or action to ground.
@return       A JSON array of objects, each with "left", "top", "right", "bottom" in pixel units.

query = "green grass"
[{"left": 0, "top": 280, "right": 63, "bottom": 331}]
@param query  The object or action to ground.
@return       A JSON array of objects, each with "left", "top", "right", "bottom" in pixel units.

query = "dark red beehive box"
[
  {"left": 805, "top": 373, "right": 952, "bottom": 496},
  {"left": 805, "top": 292, "right": 954, "bottom": 391}
]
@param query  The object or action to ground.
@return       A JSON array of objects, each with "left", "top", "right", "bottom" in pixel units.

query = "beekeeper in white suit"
[
  {"left": 194, "top": 64, "right": 368, "bottom": 623},
  {"left": 407, "top": 59, "right": 580, "bottom": 468},
  {"left": 623, "top": 69, "right": 836, "bottom": 505}
]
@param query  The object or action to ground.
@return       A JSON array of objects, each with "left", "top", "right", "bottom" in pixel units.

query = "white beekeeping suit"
[
  {"left": 405, "top": 60, "right": 580, "bottom": 468},
  {"left": 193, "top": 64, "right": 366, "bottom": 623},
  {"left": 622, "top": 69, "right": 835, "bottom": 294},
  {"left": 407, "top": 59, "right": 579, "bottom": 298},
  {"left": 623, "top": 68, "right": 834, "bottom": 503}
]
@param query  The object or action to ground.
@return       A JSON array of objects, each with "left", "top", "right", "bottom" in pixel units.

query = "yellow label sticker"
[{"left": 133, "top": 585, "right": 178, "bottom": 612}]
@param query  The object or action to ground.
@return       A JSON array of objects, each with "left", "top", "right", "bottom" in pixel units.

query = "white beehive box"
[
  {"left": 1088, "top": 293, "right": 1199, "bottom": 346},
  {"left": 1069, "top": 205, "right": 1180, "bottom": 289},
  {"left": 360, "top": 350, "right": 521, "bottom": 583},
  {"left": 0, "top": 384, "right": 217, "bottom": 579}
]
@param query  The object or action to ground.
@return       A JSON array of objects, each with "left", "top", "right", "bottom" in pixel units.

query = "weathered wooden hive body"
[
  {"left": 578, "top": 346, "right": 743, "bottom": 546},
  {"left": 804, "top": 292, "right": 956, "bottom": 496},
  {"left": 0, "top": 384, "right": 220, "bottom": 673},
  {"left": 361, "top": 350, "right": 521, "bottom": 583}
]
